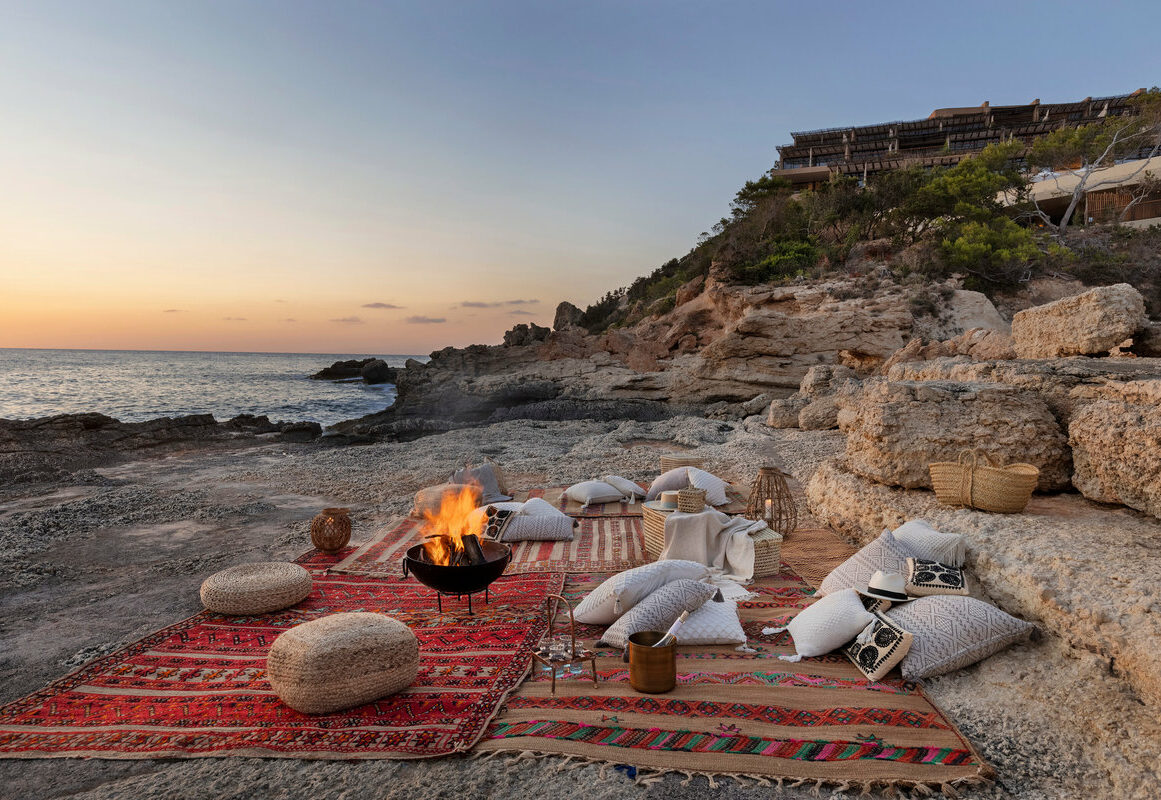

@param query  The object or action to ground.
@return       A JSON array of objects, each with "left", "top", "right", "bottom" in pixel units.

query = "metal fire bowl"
[{"left": 402, "top": 540, "right": 511, "bottom": 596}]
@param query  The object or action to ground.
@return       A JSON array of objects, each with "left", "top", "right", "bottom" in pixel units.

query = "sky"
[{"left": 1, "top": 1, "right": 1158, "bottom": 354}]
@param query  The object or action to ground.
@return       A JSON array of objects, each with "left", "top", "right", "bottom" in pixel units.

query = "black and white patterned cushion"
[
  {"left": 480, "top": 507, "right": 516, "bottom": 541},
  {"left": 905, "top": 557, "right": 969, "bottom": 597},
  {"left": 860, "top": 594, "right": 893, "bottom": 614},
  {"left": 842, "top": 612, "right": 913, "bottom": 681},
  {"left": 598, "top": 579, "right": 717, "bottom": 649}
]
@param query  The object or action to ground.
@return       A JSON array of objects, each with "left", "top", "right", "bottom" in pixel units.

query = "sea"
[{"left": 0, "top": 349, "right": 426, "bottom": 427}]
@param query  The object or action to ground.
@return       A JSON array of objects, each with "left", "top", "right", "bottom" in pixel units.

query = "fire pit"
[{"left": 401, "top": 484, "right": 511, "bottom": 613}]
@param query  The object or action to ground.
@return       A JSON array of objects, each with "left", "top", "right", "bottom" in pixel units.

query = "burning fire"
[{"left": 420, "top": 484, "right": 486, "bottom": 565}]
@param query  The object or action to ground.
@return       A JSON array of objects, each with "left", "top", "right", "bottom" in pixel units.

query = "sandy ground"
[{"left": 0, "top": 417, "right": 1154, "bottom": 799}]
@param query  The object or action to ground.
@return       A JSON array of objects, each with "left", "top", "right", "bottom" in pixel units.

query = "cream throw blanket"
[{"left": 657, "top": 508, "right": 765, "bottom": 583}]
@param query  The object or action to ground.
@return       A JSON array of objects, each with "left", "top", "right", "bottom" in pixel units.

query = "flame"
[{"left": 419, "top": 484, "right": 485, "bottom": 565}]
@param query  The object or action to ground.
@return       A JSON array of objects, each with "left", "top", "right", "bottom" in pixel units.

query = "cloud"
[
  {"left": 161, "top": 308, "right": 185, "bottom": 313},
  {"left": 459, "top": 298, "right": 540, "bottom": 308},
  {"left": 329, "top": 316, "right": 364, "bottom": 324},
  {"left": 362, "top": 302, "right": 404, "bottom": 309},
  {"left": 405, "top": 315, "right": 446, "bottom": 324},
  {"left": 507, "top": 310, "right": 534, "bottom": 316},
  {"left": 222, "top": 316, "right": 247, "bottom": 321}
]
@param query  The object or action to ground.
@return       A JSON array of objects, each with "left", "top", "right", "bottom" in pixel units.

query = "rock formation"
[
  {"left": 311, "top": 358, "right": 379, "bottom": 381},
  {"left": 1011, "top": 283, "right": 1147, "bottom": 358}
]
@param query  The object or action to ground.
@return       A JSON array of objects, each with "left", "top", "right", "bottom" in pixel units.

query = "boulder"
[
  {"left": 360, "top": 359, "right": 396, "bottom": 385},
  {"left": 278, "top": 421, "right": 322, "bottom": 442},
  {"left": 1069, "top": 380, "right": 1161, "bottom": 519},
  {"left": 839, "top": 380, "right": 1071, "bottom": 491},
  {"left": 798, "top": 396, "right": 840, "bottom": 430},
  {"left": 675, "top": 275, "right": 705, "bottom": 307},
  {"left": 798, "top": 364, "right": 858, "bottom": 398},
  {"left": 311, "top": 358, "right": 375, "bottom": 380},
  {"left": 553, "top": 301, "right": 584, "bottom": 331},
  {"left": 1011, "top": 283, "right": 1147, "bottom": 358},
  {"left": 503, "top": 323, "right": 551, "bottom": 347},
  {"left": 766, "top": 396, "right": 807, "bottom": 428}
]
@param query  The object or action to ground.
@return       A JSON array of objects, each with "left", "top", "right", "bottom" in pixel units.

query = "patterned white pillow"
[
  {"left": 565, "top": 480, "right": 624, "bottom": 505},
  {"left": 765, "top": 588, "right": 873, "bottom": 662},
  {"left": 893, "top": 520, "right": 966, "bottom": 567},
  {"left": 818, "top": 530, "right": 912, "bottom": 596},
  {"left": 886, "top": 595, "right": 1034, "bottom": 680},
  {"left": 499, "top": 514, "right": 575, "bottom": 542},
  {"left": 645, "top": 467, "right": 691, "bottom": 501},
  {"left": 843, "top": 612, "right": 913, "bottom": 681},
  {"left": 678, "top": 598, "right": 746, "bottom": 645},
  {"left": 602, "top": 474, "right": 646, "bottom": 499},
  {"left": 686, "top": 467, "right": 730, "bottom": 506},
  {"left": 599, "top": 579, "right": 717, "bottom": 649},
  {"left": 519, "top": 497, "right": 571, "bottom": 518},
  {"left": 573, "top": 559, "right": 709, "bottom": 625}
]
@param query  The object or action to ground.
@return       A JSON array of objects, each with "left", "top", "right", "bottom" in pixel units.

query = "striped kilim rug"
[
  {"left": 476, "top": 554, "right": 992, "bottom": 794},
  {"left": 331, "top": 516, "right": 650, "bottom": 576},
  {"left": 0, "top": 550, "right": 563, "bottom": 760}
]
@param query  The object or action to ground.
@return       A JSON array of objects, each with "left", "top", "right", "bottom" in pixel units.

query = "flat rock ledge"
[{"left": 805, "top": 457, "right": 1161, "bottom": 710}]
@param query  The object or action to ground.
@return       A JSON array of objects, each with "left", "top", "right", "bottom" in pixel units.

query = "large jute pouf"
[
  {"left": 267, "top": 612, "right": 419, "bottom": 714},
  {"left": 199, "top": 562, "right": 312, "bottom": 616}
]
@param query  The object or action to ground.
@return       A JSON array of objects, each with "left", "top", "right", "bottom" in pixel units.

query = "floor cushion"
[
  {"left": 267, "top": 612, "right": 419, "bottom": 714},
  {"left": 500, "top": 514, "right": 575, "bottom": 542},
  {"left": 842, "top": 612, "right": 914, "bottom": 681},
  {"left": 450, "top": 463, "right": 511, "bottom": 504},
  {"left": 818, "top": 529, "right": 912, "bottom": 596},
  {"left": 765, "top": 587, "right": 874, "bottom": 663},
  {"left": 565, "top": 480, "right": 624, "bottom": 505},
  {"left": 602, "top": 474, "right": 646, "bottom": 499},
  {"left": 574, "top": 559, "right": 709, "bottom": 625},
  {"left": 679, "top": 597, "right": 746, "bottom": 645},
  {"left": 905, "top": 557, "right": 970, "bottom": 597},
  {"left": 886, "top": 595, "right": 1034, "bottom": 680},
  {"left": 645, "top": 467, "right": 691, "bottom": 500},
  {"left": 200, "top": 562, "right": 312, "bottom": 615},
  {"left": 599, "top": 579, "right": 718, "bottom": 649},
  {"left": 893, "top": 520, "right": 966, "bottom": 567},
  {"left": 686, "top": 467, "right": 730, "bottom": 506}
]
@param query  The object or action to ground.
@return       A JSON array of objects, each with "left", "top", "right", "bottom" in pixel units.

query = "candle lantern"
[
  {"left": 310, "top": 507, "right": 352, "bottom": 553},
  {"left": 745, "top": 466, "right": 797, "bottom": 535}
]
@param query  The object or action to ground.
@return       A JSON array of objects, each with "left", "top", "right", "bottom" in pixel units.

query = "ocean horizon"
[{"left": 0, "top": 348, "right": 427, "bottom": 427}]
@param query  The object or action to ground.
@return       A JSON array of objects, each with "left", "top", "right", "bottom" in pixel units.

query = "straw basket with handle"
[
  {"left": 660, "top": 453, "right": 704, "bottom": 473},
  {"left": 929, "top": 449, "right": 1039, "bottom": 513}
]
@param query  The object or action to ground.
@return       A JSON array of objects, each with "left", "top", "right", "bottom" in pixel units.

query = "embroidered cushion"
[
  {"left": 573, "top": 559, "right": 709, "bottom": 625},
  {"left": 886, "top": 595, "right": 1034, "bottom": 680},
  {"left": 479, "top": 506, "right": 517, "bottom": 540},
  {"left": 842, "top": 612, "right": 914, "bottom": 681},
  {"left": 686, "top": 467, "right": 730, "bottom": 506},
  {"left": 766, "top": 588, "right": 874, "bottom": 663},
  {"left": 893, "top": 520, "right": 966, "bottom": 567},
  {"left": 905, "top": 558, "right": 969, "bottom": 597},
  {"left": 565, "top": 480, "right": 625, "bottom": 505},
  {"left": 860, "top": 594, "right": 893, "bottom": 614},
  {"left": 599, "top": 579, "right": 717, "bottom": 649},
  {"left": 499, "top": 514, "right": 575, "bottom": 542},
  {"left": 449, "top": 463, "right": 511, "bottom": 504},
  {"left": 602, "top": 474, "right": 646, "bottom": 499},
  {"left": 678, "top": 597, "right": 746, "bottom": 645},
  {"left": 645, "top": 467, "right": 692, "bottom": 501},
  {"left": 818, "top": 530, "right": 912, "bottom": 596}
]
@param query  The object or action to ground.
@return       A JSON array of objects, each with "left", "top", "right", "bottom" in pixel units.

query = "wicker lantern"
[
  {"left": 745, "top": 466, "right": 797, "bottom": 536},
  {"left": 310, "top": 507, "right": 352, "bottom": 553}
]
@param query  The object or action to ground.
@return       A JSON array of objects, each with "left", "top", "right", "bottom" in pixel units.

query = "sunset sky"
[{"left": 2, "top": 1, "right": 1158, "bottom": 354}]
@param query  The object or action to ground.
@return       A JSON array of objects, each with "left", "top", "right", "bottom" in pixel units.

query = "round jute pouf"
[
  {"left": 200, "top": 562, "right": 312, "bottom": 616},
  {"left": 267, "top": 612, "right": 419, "bottom": 715}
]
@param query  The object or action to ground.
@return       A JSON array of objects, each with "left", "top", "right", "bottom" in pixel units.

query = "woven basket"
[
  {"left": 642, "top": 502, "right": 674, "bottom": 559},
  {"left": 677, "top": 488, "right": 706, "bottom": 513},
  {"left": 660, "top": 453, "right": 704, "bottom": 473},
  {"left": 929, "top": 450, "right": 1039, "bottom": 513},
  {"left": 752, "top": 527, "right": 784, "bottom": 578}
]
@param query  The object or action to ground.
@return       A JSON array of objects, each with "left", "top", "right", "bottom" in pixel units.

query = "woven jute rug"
[
  {"left": 475, "top": 553, "right": 992, "bottom": 794},
  {"left": 0, "top": 549, "right": 563, "bottom": 760},
  {"left": 510, "top": 485, "right": 749, "bottom": 517},
  {"left": 331, "top": 516, "right": 650, "bottom": 577}
]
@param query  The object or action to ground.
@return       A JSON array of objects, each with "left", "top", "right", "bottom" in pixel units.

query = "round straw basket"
[
  {"left": 751, "top": 527, "right": 783, "bottom": 578},
  {"left": 660, "top": 453, "right": 704, "bottom": 473},
  {"left": 929, "top": 450, "right": 1039, "bottom": 513},
  {"left": 676, "top": 488, "right": 706, "bottom": 513}
]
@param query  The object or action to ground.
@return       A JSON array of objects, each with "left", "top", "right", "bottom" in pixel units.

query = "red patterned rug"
[
  {"left": 331, "top": 516, "right": 649, "bottom": 577},
  {"left": 0, "top": 550, "right": 563, "bottom": 760}
]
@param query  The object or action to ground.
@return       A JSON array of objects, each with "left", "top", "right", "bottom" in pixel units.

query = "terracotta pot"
[{"left": 310, "top": 507, "right": 352, "bottom": 553}]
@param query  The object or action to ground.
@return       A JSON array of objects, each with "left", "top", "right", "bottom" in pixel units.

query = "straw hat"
[{"left": 858, "top": 570, "right": 913, "bottom": 603}]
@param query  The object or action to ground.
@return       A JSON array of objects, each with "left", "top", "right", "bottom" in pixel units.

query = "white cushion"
[
  {"left": 768, "top": 588, "right": 874, "bottom": 662},
  {"left": 686, "top": 467, "right": 730, "bottom": 506},
  {"left": 886, "top": 595, "right": 1034, "bottom": 680},
  {"left": 602, "top": 474, "right": 645, "bottom": 499},
  {"left": 573, "top": 559, "right": 709, "bottom": 625},
  {"left": 818, "top": 530, "right": 912, "bottom": 596},
  {"left": 893, "top": 520, "right": 966, "bottom": 567},
  {"left": 519, "top": 497, "right": 570, "bottom": 518},
  {"left": 599, "top": 579, "right": 717, "bottom": 649},
  {"left": 565, "top": 480, "right": 624, "bottom": 505},
  {"left": 679, "top": 598, "right": 746, "bottom": 645},
  {"left": 500, "top": 514, "right": 575, "bottom": 542},
  {"left": 645, "top": 467, "right": 692, "bottom": 501}
]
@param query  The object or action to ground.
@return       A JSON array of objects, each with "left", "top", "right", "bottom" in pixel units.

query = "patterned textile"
[
  {"left": 886, "top": 595, "right": 1034, "bottom": 681},
  {"left": 843, "top": 613, "right": 914, "bottom": 681},
  {"left": 477, "top": 558, "right": 992, "bottom": 791},
  {"left": 331, "top": 516, "right": 649, "bottom": 577},
  {"left": 481, "top": 506, "right": 517, "bottom": 540},
  {"left": 687, "top": 467, "right": 730, "bottom": 506},
  {"left": 599, "top": 579, "right": 718, "bottom": 649},
  {"left": 679, "top": 597, "right": 746, "bottom": 646},
  {"left": 500, "top": 514, "right": 575, "bottom": 543},
  {"left": 0, "top": 550, "right": 564, "bottom": 759},
  {"left": 818, "top": 530, "right": 913, "bottom": 596},
  {"left": 573, "top": 559, "right": 708, "bottom": 625},
  {"left": 905, "top": 558, "right": 970, "bottom": 597},
  {"left": 893, "top": 520, "right": 966, "bottom": 567}
]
